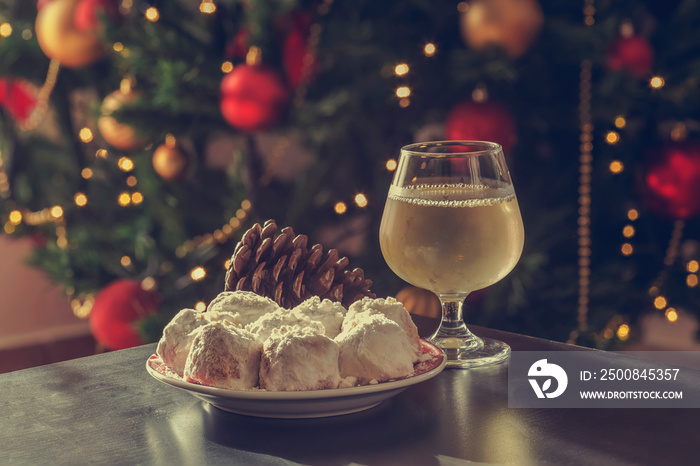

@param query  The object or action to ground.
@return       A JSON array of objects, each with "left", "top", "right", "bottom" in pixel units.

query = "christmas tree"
[{"left": 0, "top": 0, "right": 698, "bottom": 350}]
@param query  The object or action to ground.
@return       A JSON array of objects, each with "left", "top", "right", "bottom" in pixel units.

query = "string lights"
[
  {"left": 190, "top": 266, "right": 207, "bottom": 281},
  {"left": 619, "top": 208, "right": 638, "bottom": 258},
  {"left": 74, "top": 193, "right": 88, "bottom": 207},
  {"left": 605, "top": 131, "right": 620, "bottom": 145},
  {"left": 194, "top": 301, "right": 207, "bottom": 312},
  {"left": 687, "top": 260, "right": 699, "bottom": 289},
  {"left": 4, "top": 205, "right": 68, "bottom": 248},
  {"left": 0, "top": 145, "right": 9, "bottom": 199},
  {"left": 354, "top": 193, "right": 368, "bottom": 208},
  {"left": 176, "top": 198, "right": 254, "bottom": 260},
  {"left": 117, "top": 192, "right": 132, "bottom": 206},
  {"left": 199, "top": 0, "right": 216, "bottom": 14},
  {"left": 396, "top": 86, "right": 410, "bottom": 98},
  {"left": 594, "top": 31, "right": 687, "bottom": 339},
  {"left": 221, "top": 61, "right": 233, "bottom": 73},
  {"left": 19, "top": 59, "right": 60, "bottom": 132},
  {"left": 331, "top": 193, "right": 370, "bottom": 216},
  {"left": 616, "top": 323, "right": 630, "bottom": 341},
  {"left": 650, "top": 75, "right": 665, "bottom": 89},
  {"left": 113, "top": 40, "right": 131, "bottom": 58},
  {"left": 647, "top": 219, "right": 685, "bottom": 319},
  {"left": 391, "top": 41, "right": 439, "bottom": 109},
  {"left": 71, "top": 294, "right": 95, "bottom": 319},
  {"left": 0, "top": 22, "right": 11, "bottom": 37},
  {"left": 1, "top": 118, "right": 149, "bottom": 266},
  {"left": 670, "top": 122, "right": 687, "bottom": 141},
  {"left": 394, "top": 63, "right": 409, "bottom": 76},
  {"left": 334, "top": 202, "right": 348, "bottom": 215},
  {"left": 665, "top": 307, "right": 678, "bottom": 322},
  {"left": 145, "top": 7, "right": 160, "bottom": 22},
  {"left": 569, "top": 0, "right": 595, "bottom": 344},
  {"left": 79, "top": 127, "right": 94, "bottom": 143},
  {"left": 117, "top": 156, "right": 134, "bottom": 172}
]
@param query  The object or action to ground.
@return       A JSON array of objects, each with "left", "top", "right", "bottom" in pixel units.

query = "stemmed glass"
[{"left": 379, "top": 141, "right": 524, "bottom": 368}]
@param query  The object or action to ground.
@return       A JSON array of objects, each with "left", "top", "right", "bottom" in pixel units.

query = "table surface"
[{"left": 2, "top": 318, "right": 698, "bottom": 466}]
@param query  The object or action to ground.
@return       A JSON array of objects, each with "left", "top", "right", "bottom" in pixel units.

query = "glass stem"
[
  {"left": 442, "top": 297, "right": 464, "bottom": 325},
  {"left": 436, "top": 295, "right": 474, "bottom": 339},
  {"left": 428, "top": 294, "right": 482, "bottom": 352}
]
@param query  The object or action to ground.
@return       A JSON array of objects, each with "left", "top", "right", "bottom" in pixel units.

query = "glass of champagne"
[{"left": 379, "top": 141, "right": 524, "bottom": 368}]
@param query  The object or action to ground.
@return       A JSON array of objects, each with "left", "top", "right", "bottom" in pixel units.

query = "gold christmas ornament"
[
  {"left": 460, "top": 0, "right": 544, "bottom": 58},
  {"left": 97, "top": 89, "right": 149, "bottom": 152},
  {"left": 395, "top": 286, "right": 441, "bottom": 319},
  {"left": 152, "top": 136, "right": 189, "bottom": 180},
  {"left": 35, "top": 0, "right": 105, "bottom": 68}
]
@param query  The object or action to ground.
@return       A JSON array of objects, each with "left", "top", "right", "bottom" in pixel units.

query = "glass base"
[{"left": 428, "top": 333, "right": 511, "bottom": 369}]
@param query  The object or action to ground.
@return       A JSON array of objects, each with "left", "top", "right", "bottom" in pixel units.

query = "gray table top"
[{"left": 2, "top": 322, "right": 697, "bottom": 465}]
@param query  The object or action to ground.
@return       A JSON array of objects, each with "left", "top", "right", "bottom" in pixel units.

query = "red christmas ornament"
[
  {"left": 466, "top": 287, "right": 488, "bottom": 307},
  {"left": 642, "top": 141, "right": 700, "bottom": 219},
  {"left": 282, "top": 11, "right": 317, "bottom": 89},
  {"left": 220, "top": 64, "right": 289, "bottom": 132},
  {"left": 606, "top": 35, "right": 654, "bottom": 78},
  {"left": 29, "top": 232, "right": 48, "bottom": 249},
  {"left": 224, "top": 28, "right": 250, "bottom": 59},
  {"left": 73, "top": 0, "right": 120, "bottom": 32},
  {"left": 0, "top": 79, "right": 38, "bottom": 123},
  {"left": 36, "top": 0, "right": 53, "bottom": 11},
  {"left": 283, "top": 28, "right": 317, "bottom": 89},
  {"left": 445, "top": 100, "right": 517, "bottom": 154},
  {"left": 89, "top": 279, "right": 159, "bottom": 350}
]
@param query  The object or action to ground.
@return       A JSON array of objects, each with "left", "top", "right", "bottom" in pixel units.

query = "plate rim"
[{"left": 146, "top": 339, "right": 446, "bottom": 401}]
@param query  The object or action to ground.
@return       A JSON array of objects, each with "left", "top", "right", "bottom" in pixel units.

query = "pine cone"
[{"left": 225, "top": 219, "right": 375, "bottom": 309}]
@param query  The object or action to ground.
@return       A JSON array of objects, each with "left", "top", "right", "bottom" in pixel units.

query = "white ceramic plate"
[{"left": 146, "top": 340, "right": 446, "bottom": 419}]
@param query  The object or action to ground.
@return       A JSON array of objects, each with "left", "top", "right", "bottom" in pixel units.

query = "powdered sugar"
[
  {"left": 345, "top": 296, "right": 422, "bottom": 362},
  {"left": 336, "top": 314, "right": 416, "bottom": 384},
  {"left": 207, "top": 291, "right": 279, "bottom": 326},
  {"left": 155, "top": 291, "right": 436, "bottom": 391},
  {"left": 184, "top": 321, "right": 262, "bottom": 390},
  {"left": 156, "top": 308, "right": 209, "bottom": 376},
  {"left": 260, "top": 326, "right": 341, "bottom": 391},
  {"left": 246, "top": 309, "right": 324, "bottom": 342},
  {"left": 292, "top": 296, "right": 346, "bottom": 338}
]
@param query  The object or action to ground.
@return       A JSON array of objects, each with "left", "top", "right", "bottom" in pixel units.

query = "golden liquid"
[{"left": 380, "top": 184, "right": 524, "bottom": 295}]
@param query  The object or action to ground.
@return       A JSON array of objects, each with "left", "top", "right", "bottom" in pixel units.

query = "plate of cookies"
[{"left": 146, "top": 290, "right": 446, "bottom": 418}]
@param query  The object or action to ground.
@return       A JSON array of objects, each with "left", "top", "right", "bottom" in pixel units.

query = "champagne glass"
[{"left": 379, "top": 141, "right": 524, "bottom": 368}]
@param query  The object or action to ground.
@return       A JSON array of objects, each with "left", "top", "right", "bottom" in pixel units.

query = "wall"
[{"left": 0, "top": 235, "right": 90, "bottom": 350}]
